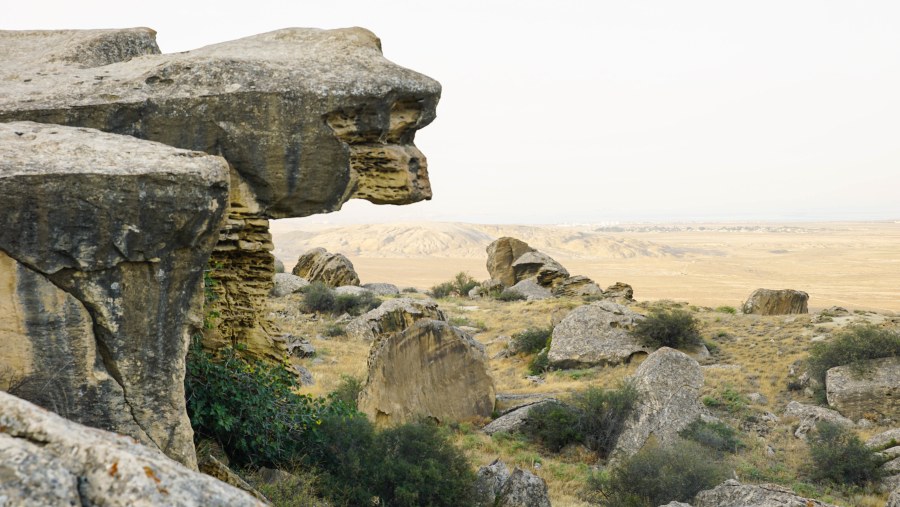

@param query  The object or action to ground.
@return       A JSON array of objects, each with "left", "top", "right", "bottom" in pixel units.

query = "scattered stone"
[
  {"left": 358, "top": 320, "right": 495, "bottom": 425},
  {"left": 345, "top": 297, "right": 446, "bottom": 341},
  {"left": 747, "top": 392, "right": 768, "bottom": 405},
  {"left": 694, "top": 479, "right": 838, "bottom": 507},
  {"left": 198, "top": 454, "right": 267, "bottom": 502},
  {"left": 548, "top": 301, "right": 650, "bottom": 369},
  {"left": 741, "top": 288, "right": 809, "bottom": 315},
  {"left": 0, "top": 391, "right": 262, "bottom": 506},
  {"left": 507, "top": 278, "right": 553, "bottom": 301},
  {"left": 458, "top": 325, "right": 483, "bottom": 335},
  {"left": 612, "top": 348, "right": 704, "bottom": 458},
  {"left": 496, "top": 468, "right": 552, "bottom": 507},
  {"left": 783, "top": 401, "right": 855, "bottom": 439},
  {"left": 334, "top": 285, "right": 375, "bottom": 297},
  {"left": 511, "top": 251, "right": 569, "bottom": 287},
  {"left": 293, "top": 365, "right": 315, "bottom": 386},
  {"left": 362, "top": 283, "right": 400, "bottom": 296},
  {"left": 286, "top": 338, "right": 316, "bottom": 359},
  {"left": 292, "top": 247, "right": 360, "bottom": 287},
  {"left": 526, "top": 375, "right": 545, "bottom": 385},
  {"left": 552, "top": 275, "right": 603, "bottom": 297},
  {"left": 603, "top": 282, "right": 635, "bottom": 301},
  {"left": 474, "top": 459, "right": 511, "bottom": 506},
  {"left": 821, "top": 306, "right": 850, "bottom": 316},
  {"left": 826, "top": 356, "right": 900, "bottom": 421},
  {"left": 270, "top": 273, "right": 310, "bottom": 297}
]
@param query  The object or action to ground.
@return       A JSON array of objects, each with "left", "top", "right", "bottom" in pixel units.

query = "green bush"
[
  {"left": 715, "top": 306, "right": 737, "bottom": 314},
  {"left": 512, "top": 327, "right": 553, "bottom": 355},
  {"left": 807, "top": 324, "right": 900, "bottom": 399},
  {"left": 527, "top": 348, "right": 550, "bottom": 375},
  {"left": 701, "top": 385, "right": 748, "bottom": 414},
  {"left": 632, "top": 309, "right": 702, "bottom": 349},
  {"left": 524, "top": 383, "right": 639, "bottom": 456},
  {"left": 333, "top": 291, "right": 381, "bottom": 316},
  {"left": 679, "top": 419, "right": 744, "bottom": 454},
  {"left": 496, "top": 289, "right": 526, "bottom": 302},
  {"left": 322, "top": 323, "right": 345, "bottom": 337},
  {"left": 429, "top": 272, "right": 479, "bottom": 299},
  {"left": 302, "top": 282, "right": 336, "bottom": 313},
  {"left": 587, "top": 439, "right": 729, "bottom": 506},
  {"left": 184, "top": 339, "right": 355, "bottom": 466},
  {"left": 807, "top": 421, "right": 882, "bottom": 486},
  {"left": 329, "top": 374, "right": 363, "bottom": 410}
]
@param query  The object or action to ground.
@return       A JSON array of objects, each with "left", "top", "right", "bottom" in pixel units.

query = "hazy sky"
[{"left": 7, "top": 1, "right": 900, "bottom": 224}]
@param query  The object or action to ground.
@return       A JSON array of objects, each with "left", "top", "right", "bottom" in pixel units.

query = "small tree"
[{"left": 632, "top": 309, "right": 702, "bottom": 349}]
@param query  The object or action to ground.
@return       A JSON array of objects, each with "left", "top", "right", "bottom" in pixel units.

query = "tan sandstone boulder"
[
  {"left": 0, "top": 122, "right": 229, "bottom": 468},
  {"left": 358, "top": 320, "right": 495, "bottom": 425},
  {"left": 292, "top": 247, "right": 360, "bottom": 287},
  {"left": 741, "top": 288, "right": 809, "bottom": 315},
  {"left": 826, "top": 356, "right": 900, "bottom": 421},
  {"left": 345, "top": 297, "right": 446, "bottom": 341},
  {"left": 0, "top": 391, "right": 263, "bottom": 507}
]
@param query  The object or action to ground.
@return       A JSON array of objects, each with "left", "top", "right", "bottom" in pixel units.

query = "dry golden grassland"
[{"left": 268, "top": 285, "right": 897, "bottom": 507}]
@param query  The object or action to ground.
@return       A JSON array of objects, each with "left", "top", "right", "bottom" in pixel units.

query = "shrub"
[
  {"left": 527, "top": 348, "right": 550, "bottom": 375},
  {"left": 807, "top": 421, "right": 882, "bottom": 486},
  {"left": 632, "top": 309, "right": 702, "bottom": 349},
  {"left": 333, "top": 291, "right": 381, "bottom": 316},
  {"left": 322, "top": 323, "right": 345, "bottom": 337},
  {"left": 496, "top": 289, "right": 526, "bottom": 302},
  {"left": 184, "top": 339, "right": 355, "bottom": 466},
  {"left": 329, "top": 374, "right": 363, "bottom": 410},
  {"left": 715, "top": 305, "right": 737, "bottom": 314},
  {"left": 429, "top": 271, "right": 479, "bottom": 299},
  {"left": 701, "top": 385, "right": 748, "bottom": 414},
  {"left": 679, "top": 419, "right": 744, "bottom": 454},
  {"left": 524, "top": 383, "right": 639, "bottom": 456},
  {"left": 302, "top": 282, "right": 336, "bottom": 313},
  {"left": 587, "top": 439, "right": 730, "bottom": 506},
  {"left": 806, "top": 324, "right": 900, "bottom": 397},
  {"left": 512, "top": 327, "right": 553, "bottom": 355}
]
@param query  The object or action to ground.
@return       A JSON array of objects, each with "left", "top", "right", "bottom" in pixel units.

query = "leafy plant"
[
  {"left": 701, "top": 385, "right": 748, "bottom": 414},
  {"left": 329, "top": 374, "right": 364, "bottom": 410},
  {"left": 807, "top": 421, "right": 882, "bottom": 486},
  {"left": 632, "top": 309, "right": 702, "bottom": 349},
  {"left": 429, "top": 271, "right": 479, "bottom": 299},
  {"left": 322, "top": 323, "right": 345, "bottom": 337},
  {"left": 587, "top": 439, "right": 729, "bottom": 507},
  {"left": 679, "top": 419, "right": 744, "bottom": 454},
  {"left": 715, "top": 306, "right": 737, "bottom": 314},
  {"left": 528, "top": 348, "right": 550, "bottom": 375},
  {"left": 496, "top": 289, "right": 526, "bottom": 302},
  {"left": 302, "top": 282, "right": 336, "bottom": 313},
  {"left": 512, "top": 327, "right": 553, "bottom": 355},
  {"left": 333, "top": 291, "right": 381, "bottom": 316},
  {"left": 806, "top": 324, "right": 900, "bottom": 401}
]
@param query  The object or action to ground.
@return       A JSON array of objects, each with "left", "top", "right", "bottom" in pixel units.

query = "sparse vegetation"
[
  {"left": 806, "top": 324, "right": 900, "bottom": 401},
  {"left": 495, "top": 289, "right": 527, "bottom": 302},
  {"left": 429, "top": 271, "right": 479, "bottom": 298},
  {"left": 512, "top": 327, "right": 553, "bottom": 355},
  {"left": 715, "top": 305, "right": 737, "bottom": 314},
  {"left": 679, "top": 418, "right": 744, "bottom": 454},
  {"left": 329, "top": 374, "right": 363, "bottom": 410},
  {"left": 301, "top": 282, "right": 381, "bottom": 315},
  {"left": 586, "top": 439, "right": 730, "bottom": 507},
  {"left": 632, "top": 308, "right": 702, "bottom": 349},
  {"left": 528, "top": 347, "right": 550, "bottom": 375},
  {"left": 807, "top": 421, "right": 882, "bottom": 486},
  {"left": 702, "top": 384, "right": 748, "bottom": 414},
  {"left": 302, "top": 282, "right": 337, "bottom": 313}
]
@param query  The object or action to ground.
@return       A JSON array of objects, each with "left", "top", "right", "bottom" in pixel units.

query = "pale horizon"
[{"left": 7, "top": 1, "right": 900, "bottom": 224}]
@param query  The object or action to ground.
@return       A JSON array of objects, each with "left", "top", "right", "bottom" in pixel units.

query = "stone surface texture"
[
  {"left": 0, "top": 391, "right": 263, "bottom": 507},
  {"left": 612, "top": 347, "right": 704, "bottom": 458},
  {"left": 825, "top": 356, "right": 900, "bottom": 421},
  {"left": 507, "top": 278, "right": 552, "bottom": 301},
  {"left": 486, "top": 237, "right": 536, "bottom": 288},
  {"left": 362, "top": 282, "right": 400, "bottom": 296},
  {"left": 270, "top": 273, "right": 309, "bottom": 297},
  {"left": 693, "top": 479, "right": 838, "bottom": 507},
  {"left": 783, "top": 401, "right": 855, "bottom": 439},
  {"left": 358, "top": 320, "right": 495, "bottom": 425},
  {"left": 551, "top": 275, "right": 603, "bottom": 297},
  {"left": 0, "top": 122, "right": 229, "bottom": 468},
  {"left": 496, "top": 468, "right": 552, "bottom": 507},
  {"left": 741, "top": 288, "right": 809, "bottom": 315},
  {"left": 548, "top": 301, "right": 650, "bottom": 369},
  {"left": 292, "top": 247, "right": 360, "bottom": 287},
  {"left": 481, "top": 400, "right": 557, "bottom": 436},
  {"left": 345, "top": 297, "right": 445, "bottom": 341}
]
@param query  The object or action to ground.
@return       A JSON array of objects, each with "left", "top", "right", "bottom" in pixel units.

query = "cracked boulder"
[
  {"left": 358, "top": 320, "right": 495, "bottom": 425},
  {"left": 611, "top": 347, "right": 704, "bottom": 459},
  {"left": 292, "top": 247, "right": 360, "bottom": 287},
  {"left": 0, "top": 122, "right": 229, "bottom": 468},
  {"left": 0, "top": 390, "right": 262, "bottom": 507}
]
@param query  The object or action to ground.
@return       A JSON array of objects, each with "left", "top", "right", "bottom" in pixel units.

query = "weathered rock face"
[
  {"left": 0, "top": 391, "right": 263, "bottom": 507},
  {"left": 548, "top": 301, "right": 650, "bottom": 369},
  {"left": 292, "top": 247, "right": 360, "bottom": 287},
  {"left": 826, "top": 356, "right": 900, "bottom": 421},
  {"left": 481, "top": 400, "right": 557, "bottom": 435},
  {"left": 486, "top": 237, "right": 536, "bottom": 287},
  {"left": 270, "top": 273, "right": 309, "bottom": 297},
  {"left": 1, "top": 26, "right": 440, "bottom": 355},
  {"left": 889, "top": 486, "right": 900, "bottom": 507},
  {"left": 345, "top": 297, "right": 445, "bottom": 342},
  {"left": 741, "top": 288, "right": 809, "bottom": 315},
  {"left": 511, "top": 251, "right": 569, "bottom": 287},
  {"left": 474, "top": 459, "right": 511, "bottom": 506},
  {"left": 363, "top": 282, "right": 400, "bottom": 296},
  {"left": 473, "top": 460, "right": 551, "bottom": 507},
  {"left": 612, "top": 347, "right": 704, "bottom": 458},
  {"left": 507, "top": 278, "right": 552, "bottom": 301},
  {"left": 603, "top": 282, "right": 634, "bottom": 301},
  {"left": 358, "top": 319, "right": 495, "bottom": 425},
  {"left": 693, "top": 479, "right": 838, "bottom": 507},
  {"left": 552, "top": 275, "right": 603, "bottom": 297},
  {"left": 783, "top": 401, "right": 855, "bottom": 439},
  {"left": 0, "top": 122, "right": 229, "bottom": 468}
]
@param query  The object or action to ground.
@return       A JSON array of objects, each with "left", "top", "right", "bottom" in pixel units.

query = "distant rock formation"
[
  {"left": 741, "top": 288, "right": 808, "bottom": 315},
  {"left": 612, "top": 348, "right": 704, "bottom": 458},
  {"left": 826, "top": 356, "right": 899, "bottom": 421},
  {"left": 345, "top": 297, "right": 446, "bottom": 341},
  {"left": 552, "top": 275, "right": 603, "bottom": 297},
  {"left": 0, "top": 391, "right": 262, "bottom": 506},
  {"left": 486, "top": 237, "right": 568, "bottom": 288},
  {"left": 358, "top": 320, "right": 495, "bottom": 425},
  {"left": 0, "top": 26, "right": 439, "bottom": 465},
  {"left": 292, "top": 247, "right": 360, "bottom": 287},
  {"left": 548, "top": 301, "right": 650, "bottom": 369},
  {"left": 0, "top": 122, "right": 229, "bottom": 468}
]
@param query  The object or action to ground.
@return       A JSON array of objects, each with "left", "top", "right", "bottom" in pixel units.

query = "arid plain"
[{"left": 271, "top": 221, "right": 900, "bottom": 313}]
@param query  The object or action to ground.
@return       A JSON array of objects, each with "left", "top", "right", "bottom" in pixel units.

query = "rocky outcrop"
[
  {"left": 0, "top": 122, "right": 229, "bottom": 468},
  {"left": 548, "top": 301, "right": 650, "bottom": 369},
  {"left": 552, "top": 275, "right": 603, "bottom": 297},
  {"left": 512, "top": 251, "right": 569, "bottom": 287},
  {"left": 866, "top": 428, "right": 900, "bottom": 450},
  {"left": 482, "top": 400, "right": 557, "bottom": 435},
  {"left": 693, "top": 479, "right": 838, "bottom": 507},
  {"left": 783, "top": 401, "right": 855, "bottom": 439},
  {"left": 741, "top": 288, "right": 809, "bottom": 315},
  {"left": 474, "top": 460, "right": 551, "bottom": 507},
  {"left": 612, "top": 348, "right": 704, "bottom": 458},
  {"left": 889, "top": 486, "right": 900, "bottom": 507},
  {"left": 292, "top": 247, "right": 360, "bottom": 287},
  {"left": 507, "top": 278, "right": 553, "bottom": 301},
  {"left": 825, "top": 356, "right": 900, "bottom": 421},
  {"left": 363, "top": 282, "right": 400, "bottom": 296},
  {"left": 0, "top": 26, "right": 440, "bottom": 355},
  {"left": 486, "top": 237, "right": 538, "bottom": 287},
  {"left": 603, "top": 282, "right": 634, "bottom": 301},
  {"left": 358, "top": 320, "right": 495, "bottom": 425},
  {"left": 345, "top": 297, "right": 445, "bottom": 341},
  {"left": 0, "top": 391, "right": 263, "bottom": 506},
  {"left": 270, "top": 273, "right": 309, "bottom": 297}
]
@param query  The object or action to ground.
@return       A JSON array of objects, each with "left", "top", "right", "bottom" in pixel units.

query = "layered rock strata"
[
  {"left": 292, "top": 247, "right": 360, "bottom": 287},
  {"left": 741, "top": 288, "right": 809, "bottom": 315},
  {"left": 0, "top": 122, "right": 229, "bottom": 467},
  {"left": 0, "top": 26, "right": 441, "bottom": 355}
]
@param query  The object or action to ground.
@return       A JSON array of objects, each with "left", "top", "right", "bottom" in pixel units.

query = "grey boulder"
[{"left": 548, "top": 301, "right": 650, "bottom": 369}]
